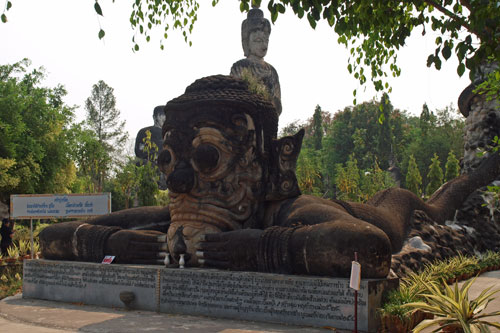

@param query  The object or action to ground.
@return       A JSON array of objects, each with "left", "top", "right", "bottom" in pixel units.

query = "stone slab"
[
  {"left": 23, "top": 260, "right": 397, "bottom": 332},
  {"left": 23, "top": 260, "right": 158, "bottom": 311}
]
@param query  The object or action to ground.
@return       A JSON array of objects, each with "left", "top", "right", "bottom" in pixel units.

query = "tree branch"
[{"left": 413, "top": 0, "right": 473, "bottom": 34}]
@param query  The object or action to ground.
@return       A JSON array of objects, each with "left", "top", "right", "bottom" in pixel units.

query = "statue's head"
[
  {"left": 153, "top": 105, "right": 166, "bottom": 128},
  {"left": 158, "top": 75, "right": 302, "bottom": 264},
  {"left": 242, "top": 7, "right": 271, "bottom": 59}
]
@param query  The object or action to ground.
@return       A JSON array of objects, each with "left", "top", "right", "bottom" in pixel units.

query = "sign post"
[
  {"left": 10, "top": 193, "right": 111, "bottom": 259},
  {"left": 349, "top": 252, "right": 361, "bottom": 333},
  {"left": 30, "top": 219, "right": 34, "bottom": 259},
  {"left": 10, "top": 193, "right": 111, "bottom": 219}
]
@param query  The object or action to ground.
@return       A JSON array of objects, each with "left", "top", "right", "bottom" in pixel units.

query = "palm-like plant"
[
  {"left": 403, "top": 277, "right": 500, "bottom": 332},
  {"left": 32, "top": 240, "right": 40, "bottom": 257},
  {"left": 6, "top": 244, "right": 19, "bottom": 259},
  {"left": 17, "top": 239, "right": 28, "bottom": 257}
]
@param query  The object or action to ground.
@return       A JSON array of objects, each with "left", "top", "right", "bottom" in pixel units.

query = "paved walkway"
[
  {"left": 0, "top": 271, "right": 499, "bottom": 333},
  {"left": 0, "top": 295, "right": 333, "bottom": 333}
]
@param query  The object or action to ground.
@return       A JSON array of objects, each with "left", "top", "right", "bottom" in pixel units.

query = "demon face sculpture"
[{"left": 158, "top": 75, "right": 300, "bottom": 265}]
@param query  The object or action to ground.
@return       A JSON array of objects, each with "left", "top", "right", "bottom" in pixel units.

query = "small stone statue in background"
[
  {"left": 230, "top": 5, "right": 282, "bottom": 116},
  {"left": 135, "top": 106, "right": 165, "bottom": 162},
  {"left": 135, "top": 105, "right": 167, "bottom": 190}
]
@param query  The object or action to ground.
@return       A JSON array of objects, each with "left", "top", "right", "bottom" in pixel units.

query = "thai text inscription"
[
  {"left": 160, "top": 269, "right": 366, "bottom": 323},
  {"left": 24, "top": 261, "right": 156, "bottom": 289}
]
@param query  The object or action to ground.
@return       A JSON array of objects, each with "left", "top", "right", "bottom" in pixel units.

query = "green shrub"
[{"left": 403, "top": 278, "right": 500, "bottom": 332}]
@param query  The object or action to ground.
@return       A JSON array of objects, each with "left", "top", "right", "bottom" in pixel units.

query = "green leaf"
[
  {"left": 307, "top": 13, "right": 317, "bottom": 29},
  {"left": 297, "top": 7, "right": 304, "bottom": 18},
  {"left": 98, "top": 29, "right": 105, "bottom": 39},
  {"left": 1, "top": 14, "right": 7, "bottom": 23},
  {"left": 378, "top": 112, "right": 385, "bottom": 124},
  {"left": 457, "top": 63, "right": 465, "bottom": 77},
  {"left": 6, "top": 1, "right": 12, "bottom": 10},
  {"left": 271, "top": 10, "right": 278, "bottom": 23},
  {"left": 134, "top": 44, "right": 139, "bottom": 51},
  {"left": 442, "top": 44, "right": 451, "bottom": 60},
  {"left": 327, "top": 15, "right": 335, "bottom": 27},
  {"left": 434, "top": 57, "right": 441, "bottom": 70},
  {"left": 426, "top": 54, "right": 434, "bottom": 67},
  {"left": 94, "top": 2, "right": 103, "bottom": 16}
]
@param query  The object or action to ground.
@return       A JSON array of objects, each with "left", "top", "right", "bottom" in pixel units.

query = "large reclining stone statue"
[{"left": 40, "top": 75, "right": 500, "bottom": 278}]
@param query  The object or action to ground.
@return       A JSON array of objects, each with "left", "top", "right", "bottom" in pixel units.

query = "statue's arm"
[
  {"left": 197, "top": 198, "right": 392, "bottom": 278},
  {"left": 196, "top": 220, "right": 391, "bottom": 278},
  {"left": 40, "top": 206, "right": 170, "bottom": 264}
]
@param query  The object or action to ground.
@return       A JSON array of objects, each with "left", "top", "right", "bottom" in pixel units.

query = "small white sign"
[
  {"left": 350, "top": 261, "right": 361, "bottom": 290},
  {"left": 10, "top": 193, "right": 111, "bottom": 219},
  {"left": 102, "top": 256, "right": 115, "bottom": 264}
]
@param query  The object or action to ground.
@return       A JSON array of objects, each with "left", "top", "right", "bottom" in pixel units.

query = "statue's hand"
[
  {"left": 196, "top": 229, "right": 263, "bottom": 271},
  {"left": 105, "top": 230, "right": 168, "bottom": 265}
]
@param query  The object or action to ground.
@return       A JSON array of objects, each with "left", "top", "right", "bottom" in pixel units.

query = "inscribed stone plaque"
[
  {"left": 23, "top": 260, "right": 158, "bottom": 311},
  {"left": 159, "top": 268, "right": 394, "bottom": 332}
]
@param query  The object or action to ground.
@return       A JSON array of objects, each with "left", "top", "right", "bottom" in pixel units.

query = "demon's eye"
[
  {"left": 193, "top": 144, "right": 220, "bottom": 173},
  {"left": 158, "top": 148, "right": 173, "bottom": 174}
]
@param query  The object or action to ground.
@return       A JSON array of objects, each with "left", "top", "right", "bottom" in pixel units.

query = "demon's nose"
[{"left": 167, "top": 161, "right": 194, "bottom": 193}]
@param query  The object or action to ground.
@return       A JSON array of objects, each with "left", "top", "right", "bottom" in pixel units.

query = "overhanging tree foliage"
[{"left": 5, "top": 0, "right": 497, "bottom": 94}]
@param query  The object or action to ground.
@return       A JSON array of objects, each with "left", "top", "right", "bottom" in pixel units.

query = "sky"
[{"left": 2, "top": 0, "right": 471, "bottom": 150}]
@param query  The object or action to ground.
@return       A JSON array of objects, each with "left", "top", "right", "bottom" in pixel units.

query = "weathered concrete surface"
[
  {"left": 0, "top": 294, "right": 331, "bottom": 332},
  {"left": 23, "top": 260, "right": 396, "bottom": 332}
]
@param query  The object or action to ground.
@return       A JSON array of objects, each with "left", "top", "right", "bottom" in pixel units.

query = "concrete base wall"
[{"left": 23, "top": 260, "right": 397, "bottom": 332}]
